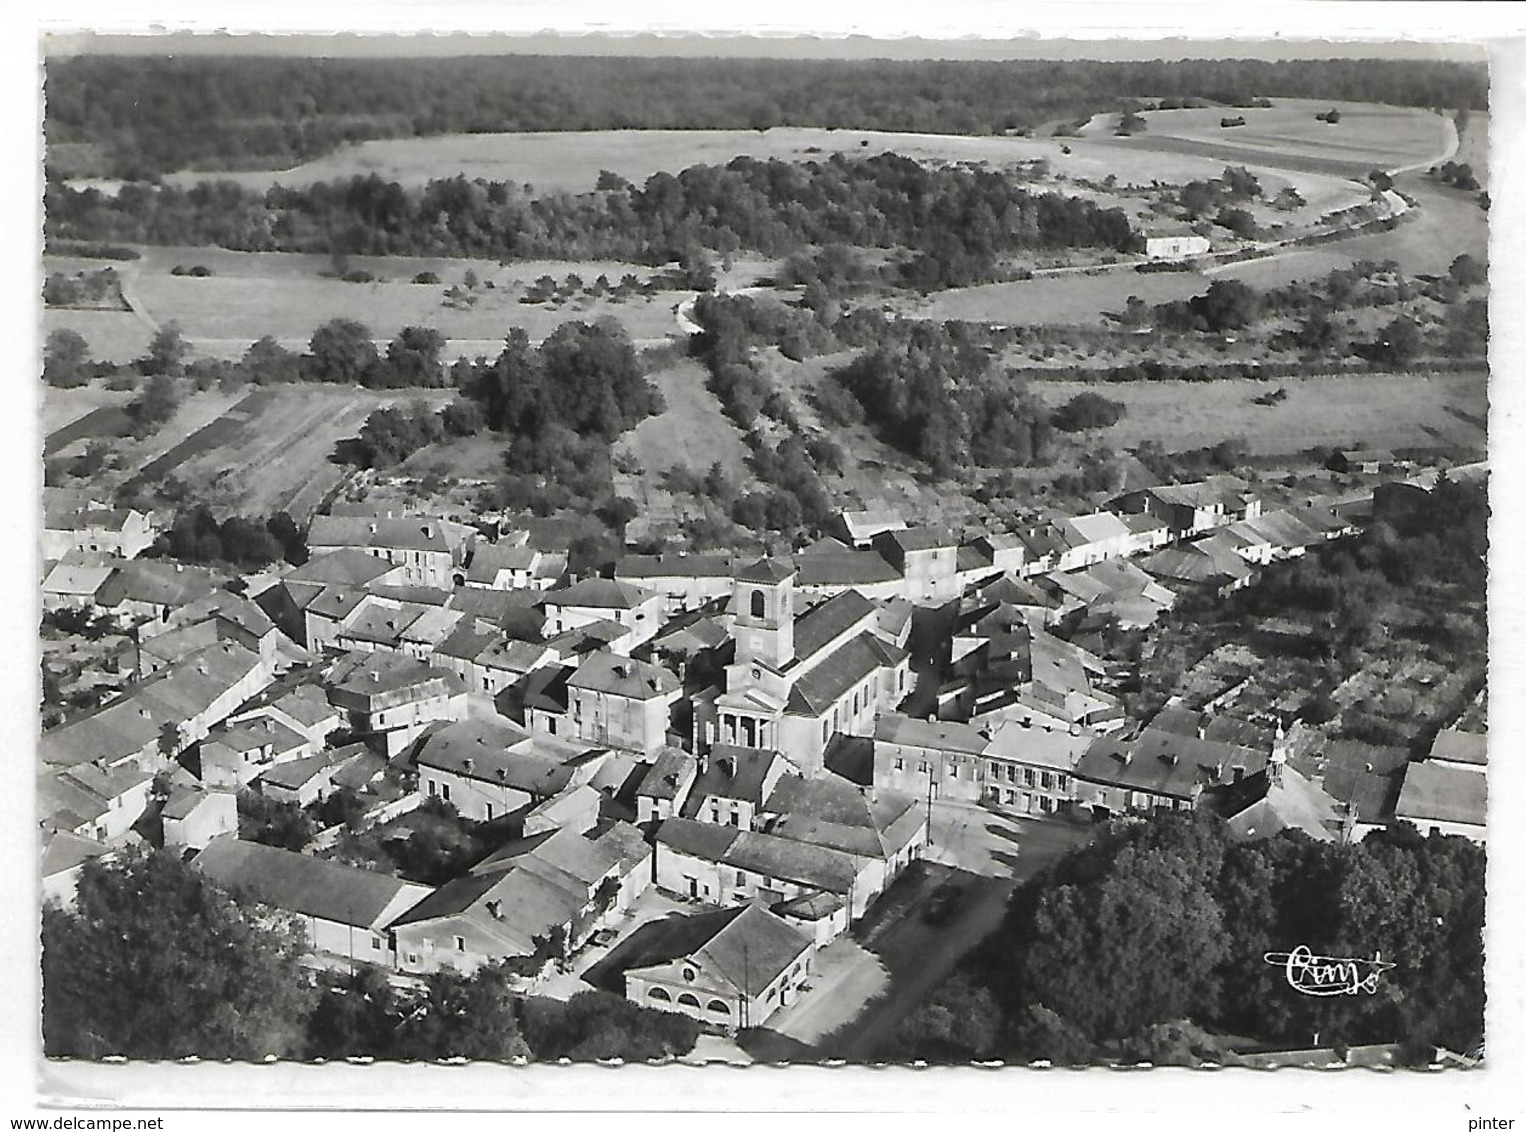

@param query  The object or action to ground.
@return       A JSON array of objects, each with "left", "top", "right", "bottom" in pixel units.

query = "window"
[
  {"left": 918, "top": 761, "right": 928, "bottom": 773},
  {"left": 1040, "top": 771, "right": 1053, "bottom": 790},
  {"left": 1056, "top": 774, "right": 1068, "bottom": 791},
  {"left": 707, "top": 1000, "right": 731, "bottom": 1016},
  {"left": 547, "top": 718, "right": 557, "bottom": 735},
  {"left": 648, "top": 986, "right": 672, "bottom": 1002},
  {"left": 372, "top": 937, "right": 382, "bottom": 950},
  {"left": 988, "top": 760, "right": 1000, "bottom": 778},
  {"left": 1023, "top": 768, "right": 1036, "bottom": 787},
  {"left": 455, "top": 936, "right": 465, "bottom": 951},
  {"left": 1006, "top": 765, "right": 1017, "bottom": 783},
  {"left": 822, "top": 720, "right": 830, "bottom": 744},
  {"left": 428, "top": 780, "right": 437, "bottom": 796},
  {"left": 1039, "top": 796, "right": 1054, "bottom": 814},
  {"left": 894, "top": 757, "right": 904, "bottom": 771},
  {"left": 442, "top": 783, "right": 451, "bottom": 801},
  {"left": 736, "top": 870, "right": 746, "bottom": 886},
  {"left": 485, "top": 804, "right": 494, "bottom": 821},
  {"left": 750, "top": 589, "right": 766, "bottom": 619},
  {"left": 677, "top": 992, "right": 701, "bottom": 1008}
]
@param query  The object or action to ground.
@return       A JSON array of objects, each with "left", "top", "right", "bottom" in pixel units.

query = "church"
[{"left": 691, "top": 558, "right": 912, "bottom": 774}]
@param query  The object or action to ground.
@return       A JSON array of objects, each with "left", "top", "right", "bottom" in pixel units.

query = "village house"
[
  {"left": 194, "top": 837, "right": 431, "bottom": 970},
  {"left": 93, "top": 559, "right": 223, "bottom": 630},
  {"left": 653, "top": 816, "right": 865, "bottom": 924},
  {"left": 1140, "top": 539, "right": 1256, "bottom": 597},
  {"left": 42, "top": 504, "right": 158, "bottom": 561},
  {"left": 41, "top": 560, "right": 118, "bottom": 612},
  {"left": 681, "top": 745, "right": 796, "bottom": 830},
  {"left": 873, "top": 714, "right": 990, "bottom": 806},
  {"left": 431, "top": 623, "right": 556, "bottom": 697},
  {"left": 1205, "top": 755, "right": 1352, "bottom": 842},
  {"left": 537, "top": 578, "right": 666, "bottom": 649},
  {"left": 692, "top": 562, "right": 911, "bottom": 775},
  {"left": 827, "top": 508, "right": 908, "bottom": 550},
  {"left": 412, "top": 717, "right": 589, "bottom": 823},
  {"left": 634, "top": 748, "right": 700, "bottom": 824},
  {"left": 614, "top": 554, "right": 738, "bottom": 616},
  {"left": 1143, "top": 225, "right": 1211, "bottom": 260},
  {"left": 226, "top": 682, "right": 344, "bottom": 750},
  {"left": 40, "top": 829, "right": 110, "bottom": 908},
  {"left": 258, "top": 743, "right": 382, "bottom": 808},
  {"left": 161, "top": 787, "right": 238, "bottom": 851},
  {"left": 329, "top": 594, "right": 464, "bottom": 661},
  {"left": 254, "top": 549, "right": 409, "bottom": 646},
  {"left": 1070, "top": 725, "right": 1271, "bottom": 819},
  {"left": 966, "top": 531, "right": 1028, "bottom": 576},
  {"left": 199, "top": 713, "right": 312, "bottom": 789},
  {"left": 622, "top": 903, "right": 815, "bottom": 1032},
  {"left": 464, "top": 541, "right": 567, "bottom": 592},
  {"left": 1427, "top": 728, "right": 1487, "bottom": 773},
  {"left": 1395, "top": 761, "right": 1486, "bottom": 843},
  {"left": 871, "top": 527, "right": 960, "bottom": 606},
  {"left": 324, "top": 650, "right": 468, "bottom": 757},
  {"left": 522, "top": 783, "right": 603, "bottom": 838},
  {"left": 978, "top": 719, "right": 1092, "bottom": 815},
  {"left": 792, "top": 543, "right": 906, "bottom": 603},
  {"left": 1288, "top": 738, "right": 1409, "bottom": 841},
  {"left": 1113, "top": 477, "right": 1260, "bottom": 538},
  {"left": 307, "top": 515, "right": 473, "bottom": 590},
  {"left": 390, "top": 821, "right": 651, "bottom": 973},
  {"left": 38, "top": 763, "right": 155, "bottom": 843},
  {"left": 563, "top": 650, "right": 682, "bottom": 755},
  {"left": 1056, "top": 511, "right": 1138, "bottom": 571}
]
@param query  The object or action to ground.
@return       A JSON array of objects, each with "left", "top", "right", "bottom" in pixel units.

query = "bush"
[{"left": 1052, "top": 391, "right": 1126, "bottom": 432}]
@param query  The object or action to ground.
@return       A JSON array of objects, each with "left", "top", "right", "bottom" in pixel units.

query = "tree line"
[
  {"left": 47, "top": 53, "right": 1487, "bottom": 179},
  {"left": 48, "top": 154, "right": 1137, "bottom": 292},
  {"left": 892, "top": 814, "right": 1485, "bottom": 1065}
]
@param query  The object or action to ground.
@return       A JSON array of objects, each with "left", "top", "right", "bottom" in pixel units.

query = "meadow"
[
  {"left": 1030, "top": 369, "right": 1488, "bottom": 456},
  {"left": 42, "top": 308, "right": 154, "bottom": 365},
  {"left": 1083, "top": 99, "right": 1454, "bottom": 178},
  {"left": 120, "top": 386, "right": 453, "bottom": 518},
  {"left": 899, "top": 268, "right": 1209, "bottom": 328}
]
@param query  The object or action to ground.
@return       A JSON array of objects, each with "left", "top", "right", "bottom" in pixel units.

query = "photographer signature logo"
[{"left": 1263, "top": 946, "right": 1395, "bottom": 996}]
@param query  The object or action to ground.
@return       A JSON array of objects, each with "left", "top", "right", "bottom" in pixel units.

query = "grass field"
[
  {"left": 900, "top": 268, "right": 1208, "bottom": 327},
  {"left": 1031, "top": 370, "right": 1488, "bottom": 456},
  {"left": 106, "top": 247, "right": 687, "bottom": 357},
  {"left": 41, "top": 385, "right": 134, "bottom": 440},
  {"left": 1083, "top": 99, "right": 1454, "bottom": 179},
  {"left": 116, "top": 386, "right": 453, "bottom": 518},
  {"left": 42, "top": 308, "right": 154, "bottom": 365},
  {"left": 616, "top": 360, "right": 753, "bottom": 480}
]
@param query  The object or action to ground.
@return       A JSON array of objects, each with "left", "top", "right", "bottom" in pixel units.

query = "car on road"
[{"left": 921, "top": 882, "right": 966, "bottom": 925}]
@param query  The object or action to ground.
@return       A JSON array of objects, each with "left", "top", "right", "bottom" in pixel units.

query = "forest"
[
  {"left": 891, "top": 815, "right": 1485, "bottom": 1066},
  {"left": 46, "top": 54, "right": 1488, "bottom": 179},
  {"left": 46, "top": 154, "right": 1137, "bottom": 290}
]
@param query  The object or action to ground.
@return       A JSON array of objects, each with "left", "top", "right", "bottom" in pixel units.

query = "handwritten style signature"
[{"left": 1263, "top": 946, "right": 1395, "bottom": 996}]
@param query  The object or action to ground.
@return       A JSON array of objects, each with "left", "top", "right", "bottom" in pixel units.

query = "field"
[
  {"left": 75, "top": 247, "right": 689, "bottom": 360},
  {"left": 1031, "top": 370, "right": 1488, "bottom": 456},
  {"left": 616, "top": 360, "right": 753, "bottom": 479},
  {"left": 899, "top": 268, "right": 1208, "bottom": 327},
  {"left": 42, "top": 308, "right": 155, "bottom": 365},
  {"left": 41, "top": 385, "right": 133, "bottom": 441},
  {"left": 1083, "top": 99, "right": 1455, "bottom": 178}
]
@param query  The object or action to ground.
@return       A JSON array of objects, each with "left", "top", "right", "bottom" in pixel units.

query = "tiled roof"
[
  {"left": 734, "top": 557, "right": 797, "bottom": 585},
  {"left": 195, "top": 837, "right": 425, "bottom": 929},
  {"left": 326, "top": 650, "right": 466, "bottom": 707},
  {"left": 308, "top": 515, "right": 453, "bottom": 555},
  {"left": 637, "top": 749, "right": 699, "bottom": 801},
  {"left": 790, "top": 590, "right": 878, "bottom": 664},
  {"left": 1073, "top": 727, "right": 1266, "bottom": 799},
  {"left": 874, "top": 713, "right": 989, "bottom": 756},
  {"left": 785, "top": 632, "right": 903, "bottom": 717},
  {"left": 616, "top": 554, "right": 737, "bottom": 580},
  {"left": 1429, "top": 728, "right": 1487, "bottom": 767},
  {"left": 794, "top": 551, "right": 901, "bottom": 588},
  {"left": 567, "top": 650, "right": 679, "bottom": 699},
  {"left": 1396, "top": 761, "right": 1487, "bottom": 828},
  {"left": 681, "top": 746, "right": 787, "bottom": 815},
  {"left": 540, "top": 578, "right": 656, "bottom": 611},
  {"left": 285, "top": 549, "right": 400, "bottom": 587}
]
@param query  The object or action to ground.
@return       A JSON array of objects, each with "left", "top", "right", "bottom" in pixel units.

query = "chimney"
[
  {"left": 264, "top": 718, "right": 274, "bottom": 733},
  {"left": 370, "top": 671, "right": 380, "bottom": 683},
  {"left": 698, "top": 753, "right": 709, "bottom": 775},
  {"left": 369, "top": 523, "right": 378, "bottom": 535},
  {"left": 486, "top": 900, "right": 502, "bottom": 920},
  {"left": 720, "top": 755, "right": 737, "bottom": 778},
  {"left": 463, "top": 757, "right": 474, "bottom": 773},
  {"left": 496, "top": 767, "right": 507, "bottom": 781},
  {"left": 1196, "top": 722, "right": 1208, "bottom": 741}
]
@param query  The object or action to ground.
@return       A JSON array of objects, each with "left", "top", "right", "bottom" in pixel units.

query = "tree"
[
  {"left": 1370, "top": 315, "right": 1423, "bottom": 369},
  {"left": 1193, "top": 279, "right": 1262, "bottom": 331},
  {"left": 241, "top": 335, "right": 301, "bottom": 384},
  {"left": 383, "top": 325, "right": 447, "bottom": 387},
  {"left": 305, "top": 965, "right": 401, "bottom": 1059},
  {"left": 41, "top": 848, "right": 312, "bottom": 1059},
  {"left": 1448, "top": 254, "right": 1487, "bottom": 289},
  {"left": 1116, "top": 111, "right": 1147, "bottom": 136},
  {"left": 127, "top": 373, "right": 182, "bottom": 437},
  {"left": 44, "top": 328, "right": 92, "bottom": 387},
  {"left": 1052, "top": 391, "right": 1126, "bottom": 433},
  {"left": 306, "top": 319, "right": 379, "bottom": 384},
  {"left": 140, "top": 322, "right": 188, "bottom": 378},
  {"left": 391, "top": 966, "right": 531, "bottom": 1061},
  {"left": 520, "top": 991, "right": 698, "bottom": 1062}
]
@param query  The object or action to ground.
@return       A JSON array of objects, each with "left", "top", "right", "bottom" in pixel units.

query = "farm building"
[{"left": 1143, "top": 226, "right": 1211, "bottom": 261}]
